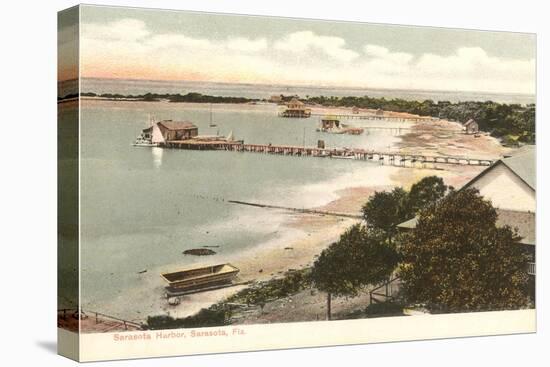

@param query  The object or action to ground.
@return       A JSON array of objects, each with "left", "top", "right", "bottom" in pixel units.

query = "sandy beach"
[
  {"left": 131, "top": 107, "right": 508, "bottom": 325},
  {"left": 75, "top": 102, "right": 510, "bottom": 329}
]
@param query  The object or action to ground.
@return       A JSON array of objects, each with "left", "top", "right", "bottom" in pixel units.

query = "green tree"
[
  {"left": 399, "top": 188, "right": 529, "bottom": 312},
  {"left": 362, "top": 188, "right": 412, "bottom": 243},
  {"left": 311, "top": 225, "right": 398, "bottom": 320},
  {"left": 408, "top": 176, "right": 449, "bottom": 213}
]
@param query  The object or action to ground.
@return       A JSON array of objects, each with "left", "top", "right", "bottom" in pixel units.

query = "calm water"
[
  {"left": 79, "top": 100, "right": 401, "bottom": 311},
  {"left": 79, "top": 78, "right": 535, "bottom": 105}
]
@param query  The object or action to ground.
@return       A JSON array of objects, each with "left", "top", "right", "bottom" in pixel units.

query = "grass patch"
[
  {"left": 146, "top": 307, "right": 230, "bottom": 330},
  {"left": 145, "top": 268, "right": 312, "bottom": 330},
  {"left": 342, "top": 302, "right": 405, "bottom": 320},
  {"left": 227, "top": 268, "right": 312, "bottom": 306}
]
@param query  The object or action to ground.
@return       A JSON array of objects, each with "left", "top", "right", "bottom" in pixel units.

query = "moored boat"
[
  {"left": 160, "top": 263, "right": 240, "bottom": 295},
  {"left": 132, "top": 134, "right": 159, "bottom": 147}
]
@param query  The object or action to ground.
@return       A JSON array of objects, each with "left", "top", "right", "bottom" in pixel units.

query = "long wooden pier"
[
  {"left": 163, "top": 141, "right": 494, "bottom": 167},
  {"left": 309, "top": 112, "right": 435, "bottom": 122},
  {"left": 338, "top": 125, "right": 464, "bottom": 135}
]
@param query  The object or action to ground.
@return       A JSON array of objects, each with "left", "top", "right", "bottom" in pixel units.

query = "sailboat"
[{"left": 209, "top": 104, "right": 217, "bottom": 127}]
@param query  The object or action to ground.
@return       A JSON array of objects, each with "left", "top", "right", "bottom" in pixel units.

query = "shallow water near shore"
[{"left": 77, "top": 99, "right": 408, "bottom": 318}]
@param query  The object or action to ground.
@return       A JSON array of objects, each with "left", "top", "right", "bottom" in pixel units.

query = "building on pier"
[
  {"left": 142, "top": 120, "right": 199, "bottom": 144},
  {"left": 279, "top": 97, "right": 311, "bottom": 117},
  {"left": 319, "top": 115, "right": 341, "bottom": 130},
  {"left": 317, "top": 115, "right": 364, "bottom": 135}
]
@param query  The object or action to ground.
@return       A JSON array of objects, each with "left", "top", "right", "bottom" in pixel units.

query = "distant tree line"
[
  {"left": 76, "top": 90, "right": 536, "bottom": 144},
  {"left": 304, "top": 95, "right": 535, "bottom": 144},
  {"left": 79, "top": 91, "right": 258, "bottom": 104}
]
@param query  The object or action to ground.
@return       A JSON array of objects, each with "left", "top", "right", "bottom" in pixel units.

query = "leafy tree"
[
  {"left": 311, "top": 225, "right": 398, "bottom": 320},
  {"left": 305, "top": 95, "right": 535, "bottom": 143},
  {"left": 362, "top": 188, "right": 412, "bottom": 243},
  {"left": 399, "top": 188, "right": 529, "bottom": 312},
  {"left": 408, "top": 176, "right": 450, "bottom": 213}
]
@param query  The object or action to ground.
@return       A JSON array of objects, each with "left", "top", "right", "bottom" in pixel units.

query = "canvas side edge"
[{"left": 57, "top": 4, "right": 81, "bottom": 362}]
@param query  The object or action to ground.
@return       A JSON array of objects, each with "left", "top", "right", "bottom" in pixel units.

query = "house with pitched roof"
[
  {"left": 142, "top": 120, "right": 199, "bottom": 143},
  {"left": 398, "top": 146, "right": 536, "bottom": 277},
  {"left": 463, "top": 118, "right": 479, "bottom": 134},
  {"left": 279, "top": 97, "right": 311, "bottom": 117}
]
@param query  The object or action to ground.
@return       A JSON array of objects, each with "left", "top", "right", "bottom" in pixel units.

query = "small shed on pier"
[
  {"left": 280, "top": 97, "right": 311, "bottom": 117},
  {"left": 320, "top": 116, "right": 341, "bottom": 130},
  {"left": 287, "top": 97, "right": 304, "bottom": 110},
  {"left": 142, "top": 120, "right": 199, "bottom": 142}
]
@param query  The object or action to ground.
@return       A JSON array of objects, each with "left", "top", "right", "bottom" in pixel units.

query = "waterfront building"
[
  {"left": 279, "top": 97, "right": 311, "bottom": 117},
  {"left": 143, "top": 120, "right": 199, "bottom": 143}
]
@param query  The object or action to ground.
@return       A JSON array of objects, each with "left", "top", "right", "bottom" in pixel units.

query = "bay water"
[{"left": 78, "top": 99, "right": 400, "bottom": 314}]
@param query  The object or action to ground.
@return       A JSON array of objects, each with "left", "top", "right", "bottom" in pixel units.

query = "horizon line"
[{"left": 61, "top": 76, "right": 536, "bottom": 98}]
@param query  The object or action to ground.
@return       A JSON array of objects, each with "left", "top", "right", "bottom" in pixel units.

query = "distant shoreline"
[{"left": 69, "top": 92, "right": 535, "bottom": 145}]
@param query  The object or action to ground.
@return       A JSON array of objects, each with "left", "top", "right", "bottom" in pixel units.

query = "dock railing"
[
  {"left": 58, "top": 308, "right": 144, "bottom": 330},
  {"left": 369, "top": 276, "right": 401, "bottom": 305}
]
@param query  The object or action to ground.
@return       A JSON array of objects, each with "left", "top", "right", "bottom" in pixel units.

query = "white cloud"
[
  {"left": 274, "top": 31, "right": 359, "bottom": 63},
  {"left": 82, "top": 18, "right": 150, "bottom": 41},
  {"left": 80, "top": 19, "right": 535, "bottom": 94},
  {"left": 226, "top": 37, "right": 268, "bottom": 52},
  {"left": 364, "top": 45, "right": 389, "bottom": 58}
]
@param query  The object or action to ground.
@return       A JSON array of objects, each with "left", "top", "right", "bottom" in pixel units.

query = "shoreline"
[
  {"left": 150, "top": 114, "right": 508, "bottom": 324},
  {"left": 78, "top": 100, "right": 511, "bottom": 328}
]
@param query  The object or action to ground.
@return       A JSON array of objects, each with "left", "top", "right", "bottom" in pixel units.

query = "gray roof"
[
  {"left": 397, "top": 209, "right": 534, "bottom": 246},
  {"left": 496, "top": 209, "right": 535, "bottom": 246},
  {"left": 462, "top": 145, "right": 536, "bottom": 191},
  {"left": 500, "top": 146, "right": 536, "bottom": 190}
]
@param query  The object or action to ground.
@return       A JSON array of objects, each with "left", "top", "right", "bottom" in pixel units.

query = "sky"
[{"left": 60, "top": 5, "right": 536, "bottom": 94}]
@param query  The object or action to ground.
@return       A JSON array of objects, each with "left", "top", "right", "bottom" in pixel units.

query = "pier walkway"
[
  {"left": 163, "top": 141, "right": 494, "bottom": 167},
  {"left": 309, "top": 112, "right": 436, "bottom": 122}
]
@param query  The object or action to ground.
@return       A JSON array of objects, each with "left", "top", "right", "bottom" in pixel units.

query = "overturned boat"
[{"left": 161, "top": 263, "right": 240, "bottom": 296}]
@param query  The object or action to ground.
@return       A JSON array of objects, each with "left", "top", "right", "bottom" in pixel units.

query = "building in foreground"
[{"left": 398, "top": 146, "right": 536, "bottom": 277}]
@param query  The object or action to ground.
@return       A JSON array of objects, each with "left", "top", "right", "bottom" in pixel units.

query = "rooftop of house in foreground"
[
  {"left": 463, "top": 145, "right": 535, "bottom": 190},
  {"left": 397, "top": 145, "right": 536, "bottom": 245},
  {"left": 397, "top": 209, "right": 535, "bottom": 246}
]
